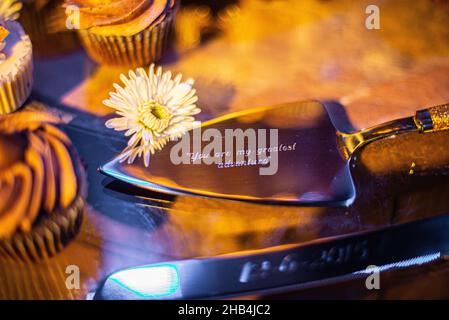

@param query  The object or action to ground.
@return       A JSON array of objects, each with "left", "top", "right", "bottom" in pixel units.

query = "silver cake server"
[{"left": 100, "top": 100, "right": 449, "bottom": 206}]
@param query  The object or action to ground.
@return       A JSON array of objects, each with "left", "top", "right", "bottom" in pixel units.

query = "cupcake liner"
[
  {"left": 18, "top": 2, "right": 48, "bottom": 43},
  {"left": 78, "top": 10, "right": 175, "bottom": 67},
  {"left": 0, "top": 195, "right": 85, "bottom": 262},
  {"left": 18, "top": 1, "right": 80, "bottom": 57},
  {"left": 0, "top": 24, "right": 33, "bottom": 115}
]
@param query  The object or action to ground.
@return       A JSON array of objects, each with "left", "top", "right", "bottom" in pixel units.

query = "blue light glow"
[{"left": 109, "top": 264, "right": 181, "bottom": 298}]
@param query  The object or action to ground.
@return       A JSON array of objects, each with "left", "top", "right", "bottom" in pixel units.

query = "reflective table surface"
[{"left": 1, "top": 0, "right": 449, "bottom": 299}]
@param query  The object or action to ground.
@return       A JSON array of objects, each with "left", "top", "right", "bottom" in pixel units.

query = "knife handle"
[
  {"left": 415, "top": 103, "right": 449, "bottom": 132},
  {"left": 338, "top": 102, "right": 449, "bottom": 159}
]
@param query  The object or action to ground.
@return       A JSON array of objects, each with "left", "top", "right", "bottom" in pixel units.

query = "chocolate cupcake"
[
  {"left": 64, "top": 0, "right": 177, "bottom": 66},
  {"left": 0, "top": 110, "right": 86, "bottom": 261},
  {"left": 18, "top": 0, "right": 80, "bottom": 56},
  {"left": 0, "top": 21, "right": 33, "bottom": 115}
]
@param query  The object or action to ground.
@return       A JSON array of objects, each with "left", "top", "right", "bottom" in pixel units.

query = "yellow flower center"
[
  {"left": 151, "top": 103, "right": 171, "bottom": 120},
  {"left": 138, "top": 101, "right": 171, "bottom": 133}
]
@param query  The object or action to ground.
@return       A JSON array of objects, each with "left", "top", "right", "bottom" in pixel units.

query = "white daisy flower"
[
  {"left": 104, "top": 64, "right": 201, "bottom": 167},
  {"left": 0, "top": 0, "right": 22, "bottom": 22}
]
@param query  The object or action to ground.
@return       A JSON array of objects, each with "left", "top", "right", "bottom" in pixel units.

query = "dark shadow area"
[{"left": 34, "top": 50, "right": 97, "bottom": 100}]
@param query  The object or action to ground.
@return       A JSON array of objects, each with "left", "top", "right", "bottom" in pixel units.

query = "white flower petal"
[
  {"left": 143, "top": 148, "right": 150, "bottom": 167},
  {"left": 173, "top": 74, "right": 182, "bottom": 85},
  {"left": 105, "top": 117, "right": 130, "bottom": 130},
  {"left": 127, "top": 132, "right": 141, "bottom": 147},
  {"left": 118, "top": 148, "right": 134, "bottom": 163},
  {"left": 165, "top": 83, "right": 194, "bottom": 106},
  {"left": 128, "top": 148, "right": 140, "bottom": 164}
]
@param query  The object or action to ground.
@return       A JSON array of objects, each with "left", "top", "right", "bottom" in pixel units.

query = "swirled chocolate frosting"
[{"left": 0, "top": 120, "right": 79, "bottom": 238}]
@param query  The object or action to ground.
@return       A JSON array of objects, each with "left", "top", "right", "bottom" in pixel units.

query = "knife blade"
[{"left": 93, "top": 213, "right": 449, "bottom": 300}]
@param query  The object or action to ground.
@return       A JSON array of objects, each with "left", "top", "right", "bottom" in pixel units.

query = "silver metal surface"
[{"left": 101, "top": 101, "right": 355, "bottom": 206}]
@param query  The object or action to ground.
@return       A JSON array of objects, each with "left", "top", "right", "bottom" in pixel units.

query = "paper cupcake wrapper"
[
  {"left": 78, "top": 10, "right": 175, "bottom": 67},
  {"left": 0, "top": 195, "right": 85, "bottom": 262},
  {"left": 18, "top": 2, "right": 80, "bottom": 57},
  {"left": 0, "top": 43, "right": 33, "bottom": 115},
  {"left": 19, "top": 2, "right": 51, "bottom": 43}
]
